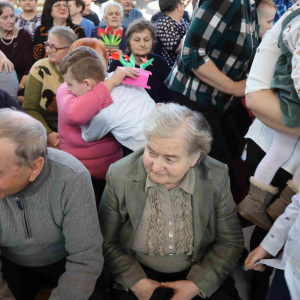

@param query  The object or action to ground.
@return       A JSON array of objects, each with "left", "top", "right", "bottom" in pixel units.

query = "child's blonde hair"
[
  {"left": 257, "top": 0, "right": 277, "bottom": 10},
  {"left": 59, "top": 46, "right": 106, "bottom": 83}
]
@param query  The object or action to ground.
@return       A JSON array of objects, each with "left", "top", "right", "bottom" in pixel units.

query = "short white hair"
[
  {"left": 0, "top": 109, "right": 47, "bottom": 168},
  {"left": 103, "top": 2, "right": 124, "bottom": 19},
  {"left": 143, "top": 103, "right": 213, "bottom": 159},
  {"left": 49, "top": 26, "right": 77, "bottom": 47}
]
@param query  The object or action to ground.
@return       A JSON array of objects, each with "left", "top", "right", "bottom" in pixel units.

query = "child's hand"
[{"left": 245, "top": 245, "right": 272, "bottom": 272}]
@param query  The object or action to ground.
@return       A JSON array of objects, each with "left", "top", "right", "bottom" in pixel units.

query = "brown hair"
[
  {"left": 69, "top": 38, "right": 108, "bottom": 65},
  {"left": 67, "top": 0, "right": 85, "bottom": 13},
  {"left": 59, "top": 46, "right": 106, "bottom": 83},
  {"left": 126, "top": 19, "right": 156, "bottom": 51}
]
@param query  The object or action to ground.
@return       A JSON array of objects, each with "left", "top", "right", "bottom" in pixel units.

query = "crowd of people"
[{"left": 1, "top": 0, "right": 300, "bottom": 299}]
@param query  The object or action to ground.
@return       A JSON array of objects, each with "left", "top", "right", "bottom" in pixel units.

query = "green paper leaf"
[
  {"left": 101, "top": 33, "right": 110, "bottom": 44},
  {"left": 130, "top": 54, "right": 136, "bottom": 67},
  {"left": 119, "top": 54, "right": 133, "bottom": 67},
  {"left": 115, "top": 39, "right": 122, "bottom": 45},
  {"left": 140, "top": 58, "right": 154, "bottom": 70}
]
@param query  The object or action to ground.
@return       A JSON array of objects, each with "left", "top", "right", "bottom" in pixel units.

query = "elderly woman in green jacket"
[{"left": 99, "top": 103, "right": 243, "bottom": 300}]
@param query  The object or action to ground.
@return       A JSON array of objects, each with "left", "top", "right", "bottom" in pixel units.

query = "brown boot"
[
  {"left": 238, "top": 177, "right": 278, "bottom": 231},
  {"left": 266, "top": 180, "right": 299, "bottom": 221}
]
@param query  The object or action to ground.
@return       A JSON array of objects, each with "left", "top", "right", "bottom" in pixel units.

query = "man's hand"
[
  {"left": 47, "top": 132, "right": 60, "bottom": 149},
  {"left": 130, "top": 278, "right": 162, "bottom": 300},
  {"left": 245, "top": 245, "right": 272, "bottom": 272},
  {"left": 161, "top": 280, "right": 200, "bottom": 300}
]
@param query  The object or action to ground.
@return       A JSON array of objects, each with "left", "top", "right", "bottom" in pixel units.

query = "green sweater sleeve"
[{"left": 23, "top": 73, "right": 53, "bottom": 135}]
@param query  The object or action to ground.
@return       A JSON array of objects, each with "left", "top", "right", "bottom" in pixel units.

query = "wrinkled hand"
[
  {"left": 245, "top": 245, "right": 272, "bottom": 272},
  {"left": 232, "top": 79, "right": 247, "bottom": 97},
  {"left": 0, "top": 56, "right": 14, "bottom": 73},
  {"left": 47, "top": 132, "right": 60, "bottom": 149},
  {"left": 161, "top": 280, "right": 200, "bottom": 300},
  {"left": 131, "top": 278, "right": 162, "bottom": 300}
]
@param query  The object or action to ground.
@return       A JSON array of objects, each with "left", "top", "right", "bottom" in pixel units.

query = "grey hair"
[
  {"left": 103, "top": 2, "right": 124, "bottom": 19},
  {"left": 0, "top": 1, "right": 14, "bottom": 16},
  {"left": 143, "top": 103, "right": 213, "bottom": 160},
  {"left": 0, "top": 109, "right": 47, "bottom": 168},
  {"left": 48, "top": 26, "right": 77, "bottom": 47}
]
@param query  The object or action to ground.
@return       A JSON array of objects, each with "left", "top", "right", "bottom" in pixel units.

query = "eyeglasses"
[
  {"left": 52, "top": 2, "right": 68, "bottom": 9},
  {"left": 44, "top": 42, "right": 69, "bottom": 53}
]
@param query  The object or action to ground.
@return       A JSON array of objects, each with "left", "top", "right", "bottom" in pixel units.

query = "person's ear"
[
  {"left": 84, "top": 78, "right": 94, "bottom": 91},
  {"left": 190, "top": 153, "right": 201, "bottom": 167},
  {"left": 28, "top": 157, "right": 45, "bottom": 182}
]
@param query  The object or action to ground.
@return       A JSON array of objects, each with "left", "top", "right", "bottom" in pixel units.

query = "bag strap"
[{"left": 9, "top": 28, "right": 22, "bottom": 62}]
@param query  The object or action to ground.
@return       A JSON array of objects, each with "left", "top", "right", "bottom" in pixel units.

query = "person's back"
[{"left": 81, "top": 72, "right": 156, "bottom": 151}]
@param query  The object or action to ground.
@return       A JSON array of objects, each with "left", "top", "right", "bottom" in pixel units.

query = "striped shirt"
[{"left": 165, "top": 0, "right": 259, "bottom": 110}]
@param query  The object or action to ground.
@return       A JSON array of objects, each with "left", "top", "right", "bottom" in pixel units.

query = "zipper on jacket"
[{"left": 16, "top": 197, "right": 31, "bottom": 238}]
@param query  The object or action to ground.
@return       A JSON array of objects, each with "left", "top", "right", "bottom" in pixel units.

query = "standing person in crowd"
[
  {"left": 0, "top": 109, "right": 103, "bottom": 300},
  {"left": 23, "top": 26, "right": 77, "bottom": 149},
  {"left": 165, "top": 0, "right": 259, "bottom": 189},
  {"left": 109, "top": 19, "right": 171, "bottom": 103},
  {"left": 82, "top": 0, "right": 100, "bottom": 26},
  {"left": 6, "top": 0, "right": 22, "bottom": 14},
  {"left": 68, "top": 0, "right": 95, "bottom": 37},
  {"left": 33, "top": 0, "right": 85, "bottom": 62},
  {"left": 240, "top": 2, "right": 300, "bottom": 299},
  {"left": 0, "top": 1, "right": 33, "bottom": 103},
  {"left": 99, "top": 103, "right": 243, "bottom": 300},
  {"left": 92, "top": 2, "right": 127, "bottom": 53},
  {"left": 114, "top": 0, "right": 143, "bottom": 28},
  {"left": 15, "top": 0, "right": 41, "bottom": 40},
  {"left": 156, "top": 0, "right": 189, "bottom": 69}
]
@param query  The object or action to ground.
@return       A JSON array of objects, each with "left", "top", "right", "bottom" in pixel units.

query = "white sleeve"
[
  {"left": 245, "top": 15, "right": 283, "bottom": 94},
  {"left": 81, "top": 112, "right": 110, "bottom": 143},
  {"left": 260, "top": 193, "right": 300, "bottom": 256}
]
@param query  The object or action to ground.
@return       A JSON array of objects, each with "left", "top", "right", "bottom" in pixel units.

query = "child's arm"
[
  {"left": 260, "top": 193, "right": 300, "bottom": 257},
  {"left": 56, "top": 82, "right": 113, "bottom": 127}
]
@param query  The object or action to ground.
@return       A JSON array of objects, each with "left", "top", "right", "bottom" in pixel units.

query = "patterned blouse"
[
  {"left": 15, "top": 13, "right": 41, "bottom": 40},
  {"left": 156, "top": 15, "right": 189, "bottom": 68}
]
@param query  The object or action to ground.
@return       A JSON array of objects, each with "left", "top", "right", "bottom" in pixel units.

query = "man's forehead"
[{"left": 0, "top": 138, "right": 16, "bottom": 167}]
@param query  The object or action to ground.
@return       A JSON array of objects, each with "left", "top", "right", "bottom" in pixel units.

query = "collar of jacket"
[{"left": 125, "top": 149, "right": 214, "bottom": 259}]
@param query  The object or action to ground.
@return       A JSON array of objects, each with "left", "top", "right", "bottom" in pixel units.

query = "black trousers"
[
  {"left": 265, "top": 269, "right": 291, "bottom": 300},
  {"left": 113, "top": 263, "right": 241, "bottom": 300},
  {"left": 1, "top": 256, "right": 102, "bottom": 300}
]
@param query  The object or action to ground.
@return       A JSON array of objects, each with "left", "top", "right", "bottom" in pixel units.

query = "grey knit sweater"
[{"left": 0, "top": 148, "right": 103, "bottom": 300}]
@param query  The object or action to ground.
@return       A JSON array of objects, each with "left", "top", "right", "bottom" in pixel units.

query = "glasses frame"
[
  {"left": 44, "top": 42, "right": 69, "bottom": 53},
  {"left": 52, "top": 2, "right": 68, "bottom": 9}
]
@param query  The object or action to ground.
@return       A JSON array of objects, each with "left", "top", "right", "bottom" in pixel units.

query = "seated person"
[
  {"left": 115, "top": 0, "right": 143, "bottom": 27},
  {"left": 82, "top": 0, "right": 100, "bottom": 26},
  {"left": 92, "top": 3, "right": 127, "bottom": 53},
  {"left": 156, "top": 0, "right": 190, "bottom": 68},
  {"left": 68, "top": 0, "right": 95, "bottom": 37},
  {"left": 0, "top": 109, "right": 103, "bottom": 299},
  {"left": 257, "top": 0, "right": 276, "bottom": 40},
  {"left": 15, "top": 0, "right": 41, "bottom": 40},
  {"left": 0, "top": 1, "right": 33, "bottom": 102},
  {"left": 99, "top": 103, "right": 244, "bottom": 300},
  {"left": 109, "top": 19, "right": 171, "bottom": 103},
  {"left": 151, "top": 9, "right": 190, "bottom": 23},
  {"left": 33, "top": 0, "right": 86, "bottom": 62}
]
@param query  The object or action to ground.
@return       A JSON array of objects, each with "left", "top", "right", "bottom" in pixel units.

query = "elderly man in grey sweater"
[{"left": 0, "top": 109, "right": 103, "bottom": 299}]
